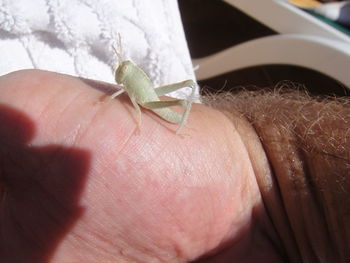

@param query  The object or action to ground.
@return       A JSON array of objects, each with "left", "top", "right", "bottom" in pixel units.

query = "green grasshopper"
[{"left": 110, "top": 41, "right": 196, "bottom": 134}]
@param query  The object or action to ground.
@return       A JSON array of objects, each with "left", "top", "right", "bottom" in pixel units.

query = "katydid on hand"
[{"left": 110, "top": 40, "right": 196, "bottom": 134}]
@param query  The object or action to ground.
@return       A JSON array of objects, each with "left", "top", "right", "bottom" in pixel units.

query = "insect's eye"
[{"left": 116, "top": 64, "right": 127, "bottom": 72}]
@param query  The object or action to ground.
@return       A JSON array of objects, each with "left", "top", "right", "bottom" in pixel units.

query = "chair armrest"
[
  {"left": 194, "top": 34, "right": 350, "bottom": 88},
  {"left": 224, "top": 0, "right": 350, "bottom": 43}
]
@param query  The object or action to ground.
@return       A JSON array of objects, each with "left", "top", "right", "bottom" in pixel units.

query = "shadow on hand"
[{"left": 0, "top": 105, "right": 90, "bottom": 263}]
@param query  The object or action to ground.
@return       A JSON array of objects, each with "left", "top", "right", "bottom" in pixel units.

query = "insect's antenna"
[
  {"left": 112, "top": 33, "right": 124, "bottom": 65},
  {"left": 117, "top": 33, "right": 123, "bottom": 59},
  {"left": 112, "top": 44, "right": 123, "bottom": 64}
]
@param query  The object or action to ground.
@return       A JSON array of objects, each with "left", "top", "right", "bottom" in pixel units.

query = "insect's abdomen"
[{"left": 124, "top": 65, "right": 159, "bottom": 104}]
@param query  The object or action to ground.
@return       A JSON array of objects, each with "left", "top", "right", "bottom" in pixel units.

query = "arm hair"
[{"left": 203, "top": 88, "right": 350, "bottom": 262}]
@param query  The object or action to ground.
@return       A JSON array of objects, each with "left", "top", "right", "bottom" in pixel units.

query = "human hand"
[{"left": 0, "top": 70, "right": 282, "bottom": 262}]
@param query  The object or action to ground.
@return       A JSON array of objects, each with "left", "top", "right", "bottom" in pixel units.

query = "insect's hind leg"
[
  {"left": 143, "top": 99, "right": 190, "bottom": 134},
  {"left": 154, "top": 80, "right": 196, "bottom": 96},
  {"left": 143, "top": 100, "right": 186, "bottom": 123},
  {"left": 155, "top": 80, "right": 196, "bottom": 133},
  {"left": 143, "top": 99, "right": 187, "bottom": 110}
]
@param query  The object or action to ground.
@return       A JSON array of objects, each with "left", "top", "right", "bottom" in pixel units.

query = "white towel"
[{"left": 0, "top": 0, "right": 197, "bottom": 98}]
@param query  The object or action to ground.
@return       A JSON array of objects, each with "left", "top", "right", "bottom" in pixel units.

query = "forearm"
[{"left": 203, "top": 89, "right": 350, "bottom": 262}]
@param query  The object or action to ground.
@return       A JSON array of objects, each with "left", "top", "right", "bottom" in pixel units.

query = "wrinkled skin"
[{"left": 0, "top": 70, "right": 283, "bottom": 263}]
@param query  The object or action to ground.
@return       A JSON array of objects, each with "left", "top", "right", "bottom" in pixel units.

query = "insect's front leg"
[
  {"left": 110, "top": 88, "right": 125, "bottom": 100},
  {"left": 129, "top": 93, "right": 142, "bottom": 134}
]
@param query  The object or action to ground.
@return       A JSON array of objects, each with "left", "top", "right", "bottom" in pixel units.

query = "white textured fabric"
[{"left": 0, "top": 0, "right": 197, "bottom": 98}]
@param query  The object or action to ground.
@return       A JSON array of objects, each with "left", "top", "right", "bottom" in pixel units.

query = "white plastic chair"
[{"left": 194, "top": 0, "right": 350, "bottom": 87}]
